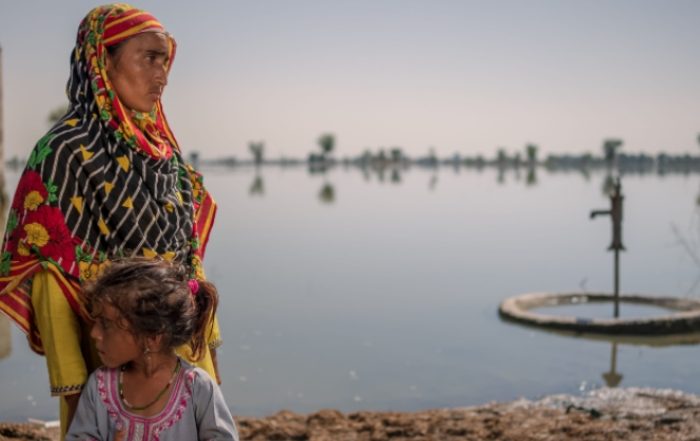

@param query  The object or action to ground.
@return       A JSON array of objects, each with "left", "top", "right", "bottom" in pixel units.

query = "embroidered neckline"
[
  {"left": 118, "top": 358, "right": 181, "bottom": 411},
  {"left": 96, "top": 359, "right": 193, "bottom": 434}
]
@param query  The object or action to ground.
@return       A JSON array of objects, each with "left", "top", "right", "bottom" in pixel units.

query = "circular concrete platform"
[{"left": 498, "top": 292, "right": 700, "bottom": 336}]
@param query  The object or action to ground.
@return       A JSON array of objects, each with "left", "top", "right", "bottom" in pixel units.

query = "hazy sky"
[{"left": 1, "top": 0, "right": 699, "bottom": 160}]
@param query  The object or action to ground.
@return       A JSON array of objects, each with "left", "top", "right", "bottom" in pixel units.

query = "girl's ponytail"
[{"left": 189, "top": 279, "right": 218, "bottom": 361}]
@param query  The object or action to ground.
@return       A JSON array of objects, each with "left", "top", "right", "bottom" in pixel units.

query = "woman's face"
[{"left": 106, "top": 32, "right": 170, "bottom": 113}]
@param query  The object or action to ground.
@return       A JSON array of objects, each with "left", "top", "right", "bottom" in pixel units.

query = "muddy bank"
[{"left": 3, "top": 387, "right": 700, "bottom": 440}]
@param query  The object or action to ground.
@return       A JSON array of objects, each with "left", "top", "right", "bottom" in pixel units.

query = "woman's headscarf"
[{"left": 0, "top": 4, "right": 217, "bottom": 353}]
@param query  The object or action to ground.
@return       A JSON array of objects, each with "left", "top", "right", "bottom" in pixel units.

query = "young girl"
[{"left": 65, "top": 259, "right": 238, "bottom": 441}]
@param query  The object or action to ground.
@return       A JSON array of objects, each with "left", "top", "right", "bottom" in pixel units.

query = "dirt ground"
[{"left": 3, "top": 387, "right": 700, "bottom": 440}]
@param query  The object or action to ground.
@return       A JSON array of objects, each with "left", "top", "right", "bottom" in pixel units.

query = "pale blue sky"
[{"left": 1, "top": 0, "right": 699, "bottom": 160}]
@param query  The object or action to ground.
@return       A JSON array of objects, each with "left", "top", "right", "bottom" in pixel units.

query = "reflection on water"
[
  {"left": 249, "top": 174, "right": 264, "bottom": 197},
  {"left": 602, "top": 174, "right": 617, "bottom": 197},
  {"left": 318, "top": 182, "right": 335, "bottom": 204},
  {"left": 603, "top": 343, "right": 622, "bottom": 387},
  {"left": 232, "top": 161, "right": 700, "bottom": 213},
  {"left": 428, "top": 173, "right": 438, "bottom": 191},
  {"left": 501, "top": 317, "right": 700, "bottom": 390},
  {"left": 526, "top": 166, "right": 537, "bottom": 186}
]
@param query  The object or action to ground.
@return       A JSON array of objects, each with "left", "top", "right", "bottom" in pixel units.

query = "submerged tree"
[
  {"left": 390, "top": 147, "right": 404, "bottom": 163},
  {"left": 47, "top": 103, "right": 70, "bottom": 125},
  {"left": 526, "top": 144, "right": 538, "bottom": 165},
  {"left": 496, "top": 148, "right": 507, "bottom": 167},
  {"left": 188, "top": 151, "right": 200, "bottom": 168},
  {"left": 318, "top": 133, "right": 335, "bottom": 159},
  {"left": 427, "top": 147, "right": 437, "bottom": 167},
  {"left": 249, "top": 141, "right": 265, "bottom": 166},
  {"left": 603, "top": 138, "right": 623, "bottom": 164}
]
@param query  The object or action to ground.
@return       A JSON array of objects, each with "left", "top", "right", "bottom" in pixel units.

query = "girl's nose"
[{"left": 90, "top": 323, "right": 101, "bottom": 340}]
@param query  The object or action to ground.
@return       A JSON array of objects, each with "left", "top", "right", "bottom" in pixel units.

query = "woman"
[{"left": 0, "top": 4, "right": 221, "bottom": 436}]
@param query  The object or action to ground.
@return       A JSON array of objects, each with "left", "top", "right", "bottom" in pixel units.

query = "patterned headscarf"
[{"left": 0, "top": 4, "right": 217, "bottom": 353}]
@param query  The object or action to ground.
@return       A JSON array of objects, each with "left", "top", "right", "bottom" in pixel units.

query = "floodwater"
[{"left": 2, "top": 164, "right": 700, "bottom": 421}]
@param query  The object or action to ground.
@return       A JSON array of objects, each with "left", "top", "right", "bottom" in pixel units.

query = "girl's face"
[{"left": 90, "top": 303, "right": 142, "bottom": 368}]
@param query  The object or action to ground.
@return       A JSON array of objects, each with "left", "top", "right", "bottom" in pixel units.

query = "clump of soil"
[
  {"left": 0, "top": 422, "right": 57, "bottom": 441},
  {"left": 236, "top": 388, "right": 700, "bottom": 441}
]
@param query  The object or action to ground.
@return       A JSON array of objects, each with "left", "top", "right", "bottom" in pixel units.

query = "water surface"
[{"left": 2, "top": 165, "right": 700, "bottom": 420}]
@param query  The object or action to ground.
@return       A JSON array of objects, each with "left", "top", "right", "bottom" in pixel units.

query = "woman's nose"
[{"left": 155, "top": 64, "right": 168, "bottom": 86}]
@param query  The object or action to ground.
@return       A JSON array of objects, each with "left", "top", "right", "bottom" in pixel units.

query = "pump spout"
[{"left": 590, "top": 209, "right": 611, "bottom": 219}]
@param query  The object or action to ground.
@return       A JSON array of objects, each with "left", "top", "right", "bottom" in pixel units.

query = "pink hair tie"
[{"left": 188, "top": 279, "right": 200, "bottom": 296}]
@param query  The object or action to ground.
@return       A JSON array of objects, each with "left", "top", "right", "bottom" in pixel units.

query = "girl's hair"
[{"left": 84, "top": 258, "right": 218, "bottom": 360}]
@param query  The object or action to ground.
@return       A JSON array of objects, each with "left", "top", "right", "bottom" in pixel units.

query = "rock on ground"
[{"left": 4, "top": 388, "right": 700, "bottom": 440}]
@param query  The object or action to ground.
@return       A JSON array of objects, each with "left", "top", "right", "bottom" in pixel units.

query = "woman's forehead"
[{"left": 120, "top": 31, "right": 171, "bottom": 53}]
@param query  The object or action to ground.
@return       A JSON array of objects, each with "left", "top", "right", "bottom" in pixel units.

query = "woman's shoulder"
[
  {"left": 29, "top": 112, "right": 108, "bottom": 163},
  {"left": 41, "top": 114, "right": 94, "bottom": 147}
]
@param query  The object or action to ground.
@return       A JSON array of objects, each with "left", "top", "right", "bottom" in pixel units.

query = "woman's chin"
[{"left": 126, "top": 102, "right": 157, "bottom": 114}]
